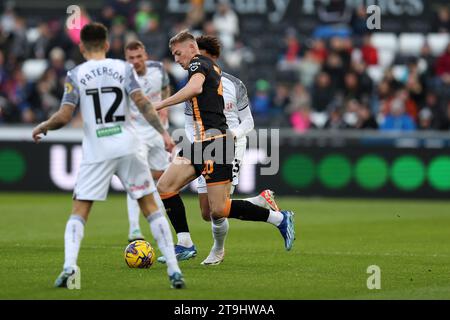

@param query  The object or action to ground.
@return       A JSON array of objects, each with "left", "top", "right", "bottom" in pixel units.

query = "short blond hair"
[{"left": 169, "top": 30, "right": 196, "bottom": 49}]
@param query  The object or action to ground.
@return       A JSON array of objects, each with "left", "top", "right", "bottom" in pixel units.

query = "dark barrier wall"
[
  {"left": 161, "top": 0, "right": 449, "bottom": 33},
  {"left": 1, "top": 136, "right": 449, "bottom": 199}
]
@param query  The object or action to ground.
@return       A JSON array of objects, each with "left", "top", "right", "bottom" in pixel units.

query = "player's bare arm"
[
  {"left": 130, "top": 90, "right": 174, "bottom": 151},
  {"left": 154, "top": 73, "right": 205, "bottom": 111},
  {"left": 32, "top": 104, "right": 75, "bottom": 143},
  {"left": 158, "top": 85, "right": 171, "bottom": 124}
]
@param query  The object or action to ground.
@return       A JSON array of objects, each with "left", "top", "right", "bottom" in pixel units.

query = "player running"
[
  {"left": 153, "top": 30, "right": 295, "bottom": 265},
  {"left": 31, "top": 23, "right": 185, "bottom": 289},
  {"left": 158, "top": 35, "right": 283, "bottom": 265},
  {"left": 124, "top": 40, "right": 171, "bottom": 242}
]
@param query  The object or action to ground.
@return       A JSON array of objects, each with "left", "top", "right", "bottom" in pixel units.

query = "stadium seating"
[
  {"left": 370, "top": 33, "right": 398, "bottom": 52},
  {"left": 399, "top": 33, "right": 426, "bottom": 56},
  {"left": 427, "top": 33, "right": 450, "bottom": 56}
]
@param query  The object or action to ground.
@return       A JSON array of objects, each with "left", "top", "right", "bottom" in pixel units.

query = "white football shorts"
[
  {"left": 73, "top": 152, "right": 156, "bottom": 201},
  {"left": 140, "top": 133, "right": 170, "bottom": 172},
  {"left": 197, "top": 143, "right": 245, "bottom": 194}
]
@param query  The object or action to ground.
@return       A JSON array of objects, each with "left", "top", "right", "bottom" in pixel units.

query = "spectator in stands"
[
  {"left": 296, "top": 49, "right": 321, "bottom": 89},
  {"left": 329, "top": 36, "right": 352, "bottom": 69},
  {"left": 10, "top": 16, "right": 28, "bottom": 61},
  {"left": 405, "top": 58, "right": 426, "bottom": 106},
  {"left": 418, "top": 107, "right": 434, "bottom": 130},
  {"left": 419, "top": 43, "right": 436, "bottom": 83},
  {"left": 1, "top": 66, "right": 31, "bottom": 123},
  {"left": 0, "top": 2, "right": 16, "bottom": 37},
  {"left": 382, "top": 88, "right": 418, "bottom": 122},
  {"left": 312, "top": 72, "right": 335, "bottom": 112},
  {"left": 278, "top": 28, "right": 301, "bottom": 70},
  {"left": 32, "top": 22, "right": 51, "bottom": 59},
  {"left": 48, "top": 47, "right": 67, "bottom": 80},
  {"left": 251, "top": 79, "right": 272, "bottom": 124},
  {"left": 350, "top": 5, "right": 369, "bottom": 36},
  {"left": 99, "top": 5, "right": 115, "bottom": 29},
  {"left": 186, "top": 0, "right": 205, "bottom": 31},
  {"left": 310, "top": 38, "right": 328, "bottom": 64},
  {"left": 343, "top": 71, "right": 363, "bottom": 101},
  {"left": 213, "top": 0, "right": 239, "bottom": 52},
  {"left": 134, "top": 1, "right": 159, "bottom": 34},
  {"left": 383, "top": 67, "right": 403, "bottom": 92},
  {"left": 272, "top": 83, "right": 291, "bottom": 113},
  {"left": 27, "top": 68, "right": 62, "bottom": 122},
  {"left": 290, "top": 104, "right": 313, "bottom": 133},
  {"left": 324, "top": 104, "right": 349, "bottom": 129},
  {"left": 287, "top": 83, "right": 311, "bottom": 115},
  {"left": 420, "top": 91, "right": 446, "bottom": 130},
  {"left": 355, "top": 103, "right": 378, "bottom": 129},
  {"left": 380, "top": 95, "right": 416, "bottom": 131},
  {"left": 323, "top": 51, "right": 345, "bottom": 91},
  {"left": 107, "top": 0, "right": 135, "bottom": 27},
  {"left": 432, "top": 6, "right": 450, "bottom": 33},
  {"left": 360, "top": 33, "right": 378, "bottom": 66},
  {"left": 202, "top": 20, "right": 217, "bottom": 36},
  {"left": 351, "top": 61, "right": 373, "bottom": 95},
  {"left": 434, "top": 43, "right": 450, "bottom": 78}
]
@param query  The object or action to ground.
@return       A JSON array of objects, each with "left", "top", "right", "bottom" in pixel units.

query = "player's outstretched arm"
[
  {"left": 130, "top": 90, "right": 175, "bottom": 151},
  {"left": 154, "top": 73, "right": 205, "bottom": 111},
  {"left": 32, "top": 104, "right": 75, "bottom": 143}
]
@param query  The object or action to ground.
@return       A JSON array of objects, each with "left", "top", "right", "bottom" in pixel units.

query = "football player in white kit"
[
  {"left": 32, "top": 23, "right": 185, "bottom": 289},
  {"left": 124, "top": 40, "right": 171, "bottom": 242},
  {"left": 158, "top": 35, "right": 283, "bottom": 265}
]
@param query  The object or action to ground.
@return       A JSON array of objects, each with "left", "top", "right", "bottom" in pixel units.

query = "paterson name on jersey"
[{"left": 61, "top": 59, "right": 142, "bottom": 164}]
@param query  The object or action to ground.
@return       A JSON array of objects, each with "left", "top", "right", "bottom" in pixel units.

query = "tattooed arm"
[{"left": 130, "top": 90, "right": 174, "bottom": 151}]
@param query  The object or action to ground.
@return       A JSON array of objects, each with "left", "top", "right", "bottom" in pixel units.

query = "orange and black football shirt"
[{"left": 188, "top": 54, "right": 228, "bottom": 141}]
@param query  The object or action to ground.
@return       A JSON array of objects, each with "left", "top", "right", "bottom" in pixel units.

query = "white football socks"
[
  {"left": 127, "top": 194, "right": 141, "bottom": 234},
  {"left": 147, "top": 211, "right": 181, "bottom": 276},
  {"left": 177, "top": 232, "right": 194, "bottom": 248},
  {"left": 267, "top": 210, "right": 284, "bottom": 226},
  {"left": 63, "top": 215, "right": 85, "bottom": 270},
  {"left": 211, "top": 217, "right": 228, "bottom": 252}
]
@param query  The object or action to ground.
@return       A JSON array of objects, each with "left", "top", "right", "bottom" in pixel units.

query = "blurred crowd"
[{"left": 1, "top": 0, "right": 450, "bottom": 132}]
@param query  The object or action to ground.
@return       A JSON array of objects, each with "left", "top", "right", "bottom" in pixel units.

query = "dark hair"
[
  {"left": 125, "top": 40, "right": 146, "bottom": 51},
  {"left": 169, "top": 30, "right": 196, "bottom": 49},
  {"left": 196, "top": 35, "right": 221, "bottom": 58},
  {"left": 80, "top": 22, "right": 108, "bottom": 51}
]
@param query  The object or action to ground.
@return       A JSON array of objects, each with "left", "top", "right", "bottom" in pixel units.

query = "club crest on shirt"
[{"left": 189, "top": 61, "right": 201, "bottom": 72}]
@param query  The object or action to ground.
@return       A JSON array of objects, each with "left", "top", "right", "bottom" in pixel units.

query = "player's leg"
[
  {"left": 127, "top": 137, "right": 170, "bottom": 242},
  {"left": 55, "top": 160, "right": 113, "bottom": 288},
  {"left": 126, "top": 193, "right": 144, "bottom": 242},
  {"left": 243, "top": 189, "right": 280, "bottom": 211},
  {"left": 126, "top": 145, "right": 148, "bottom": 242},
  {"left": 118, "top": 152, "right": 185, "bottom": 289},
  {"left": 157, "top": 157, "right": 198, "bottom": 262},
  {"left": 208, "top": 180, "right": 296, "bottom": 251},
  {"left": 137, "top": 193, "right": 184, "bottom": 289},
  {"left": 197, "top": 177, "right": 230, "bottom": 265}
]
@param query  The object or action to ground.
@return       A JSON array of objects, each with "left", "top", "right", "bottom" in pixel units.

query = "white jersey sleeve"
[
  {"left": 61, "top": 70, "right": 80, "bottom": 106},
  {"left": 124, "top": 62, "right": 142, "bottom": 96},
  {"left": 184, "top": 101, "right": 194, "bottom": 142},
  {"left": 222, "top": 72, "right": 254, "bottom": 145}
]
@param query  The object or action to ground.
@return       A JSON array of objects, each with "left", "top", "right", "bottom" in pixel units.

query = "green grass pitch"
[{"left": 1, "top": 193, "right": 449, "bottom": 300}]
